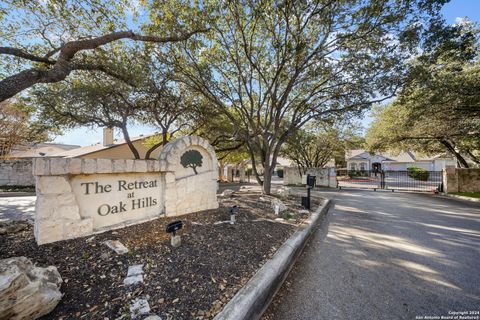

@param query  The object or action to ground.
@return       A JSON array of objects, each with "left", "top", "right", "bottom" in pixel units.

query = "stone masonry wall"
[
  {"left": 0, "top": 159, "right": 34, "bottom": 186},
  {"left": 444, "top": 167, "right": 480, "bottom": 193},
  {"left": 283, "top": 166, "right": 336, "bottom": 187},
  {"left": 33, "top": 136, "right": 219, "bottom": 245}
]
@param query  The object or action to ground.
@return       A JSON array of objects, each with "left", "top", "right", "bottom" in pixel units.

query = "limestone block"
[
  {"left": 35, "top": 221, "right": 64, "bottom": 245},
  {"left": 97, "top": 159, "right": 113, "bottom": 173},
  {"left": 82, "top": 159, "right": 97, "bottom": 174},
  {"left": 153, "top": 161, "right": 161, "bottom": 172},
  {"left": 190, "top": 136, "right": 199, "bottom": 145},
  {"left": 54, "top": 205, "right": 81, "bottom": 221},
  {"left": 175, "top": 139, "right": 187, "bottom": 153},
  {"left": 134, "top": 160, "right": 148, "bottom": 172},
  {"left": 64, "top": 218, "right": 93, "bottom": 239},
  {"left": 159, "top": 161, "right": 168, "bottom": 172},
  {"left": 113, "top": 159, "right": 126, "bottom": 173},
  {"left": 49, "top": 158, "right": 69, "bottom": 175},
  {"left": 147, "top": 160, "right": 156, "bottom": 172},
  {"left": 33, "top": 158, "right": 49, "bottom": 176},
  {"left": 0, "top": 257, "right": 62, "bottom": 320},
  {"left": 125, "top": 159, "right": 135, "bottom": 172},
  {"left": 35, "top": 197, "right": 56, "bottom": 220},
  {"left": 37, "top": 176, "right": 71, "bottom": 195},
  {"left": 68, "top": 158, "right": 82, "bottom": 175},
  {"left": 166, "top": 152, "right": 177, "bottom": 167}
]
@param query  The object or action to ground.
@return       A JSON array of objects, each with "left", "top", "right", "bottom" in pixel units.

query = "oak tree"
[{"left": 167, "top": 0, "right": 445, "bottom": 194}]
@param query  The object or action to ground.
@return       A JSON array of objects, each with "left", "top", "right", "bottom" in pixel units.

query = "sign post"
[{"left": 302, "top": 174, "right": 316, "bottom": 209}]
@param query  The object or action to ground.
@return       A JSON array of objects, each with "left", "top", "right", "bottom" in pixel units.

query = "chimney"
[{"left": 103, "top": 127, "right": 114, "bottom": 146}]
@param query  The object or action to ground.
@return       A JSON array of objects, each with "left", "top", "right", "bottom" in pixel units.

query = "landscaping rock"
[
  {"left": 272, "top": 198, "right": 287, "bottom": 214},
  {"left": 0, "top": 221, "right": 29, "bottom": 235},
  {"left": 124, "top": 264, "right": 144, "bottom": 286},
  {"left": 0, "top": 256, "right": 62, "bottom": 320},
  {"left": 130, "top": 298, "right": 151, "bottom": 319},
  {"left": 220, "top": 189, "right": 235, "bottom": 197},
  {"left": 104, "top": 240, "right": 129, "bottom": 254}
]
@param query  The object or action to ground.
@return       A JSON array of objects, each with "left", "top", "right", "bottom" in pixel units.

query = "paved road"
[
  {"left": 265, "top": 189, "right": 480, "bottom": 320},
  {"left": 0, "top": 196, "right": 36, "bottom": 223}
]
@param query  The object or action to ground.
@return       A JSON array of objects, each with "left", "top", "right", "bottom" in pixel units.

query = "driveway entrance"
[
  {"left": 265, "top": 189, "right": 480, "bottom": 320},
  {"left": 336, "top": 170, "right": 443, "bottom": 192}
]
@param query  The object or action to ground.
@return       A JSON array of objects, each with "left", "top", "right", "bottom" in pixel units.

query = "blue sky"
[{"left": 53, "top": 0, "right": 480, "bottom": 146}]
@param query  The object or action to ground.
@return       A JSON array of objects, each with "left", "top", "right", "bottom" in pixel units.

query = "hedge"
[{"left": 407, "top": 166, "right": 430, "bottom": 181}]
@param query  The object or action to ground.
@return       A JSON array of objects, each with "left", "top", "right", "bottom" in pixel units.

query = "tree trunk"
[
  {"left": 120, "top": 126, "right": 140, "bottom": 159},
  {"left": 262, "top": 162, "right": 272, "bottom": 195},
  {"left": 219, "top": 162, "right": 225, "bottom": 181},
  {"left": 439, "top": 139, "right": 469, "bottom": 168}
]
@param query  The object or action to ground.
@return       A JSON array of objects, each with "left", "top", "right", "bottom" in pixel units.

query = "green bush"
[
  {"left": 407, "top": 166, "right": 430, "bottom": 181},
  {"left": 277, "top": 168, "right": 284, "bottom": 178},
  {"left": 348, "top": 170, "right": 368, "bottom": 178}
]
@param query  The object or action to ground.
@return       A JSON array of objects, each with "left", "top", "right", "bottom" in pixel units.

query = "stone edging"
[
  {"left": 213, "top": 199, "right": 332, "bottom": 320},
  {"left": 439, "top": 193, "right": 480, "bottom": 203}
]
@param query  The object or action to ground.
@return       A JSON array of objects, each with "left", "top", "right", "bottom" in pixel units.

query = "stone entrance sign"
[
  {"left": 71, "top": 173, "right": 163, "bottom": 230},
  {"left": 33, "top": 136, "right": 218, "bottom": 245}
]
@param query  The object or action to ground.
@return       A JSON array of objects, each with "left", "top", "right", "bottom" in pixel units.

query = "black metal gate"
[{"left": 336, "top": 170, "right": 443, "bottom": 192}]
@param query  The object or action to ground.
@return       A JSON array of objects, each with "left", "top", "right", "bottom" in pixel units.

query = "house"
[
  {"left": 345, "top": 150, "right": 456, "bottom": 172},
  {"left": 54, "top": 128, "right": 164, "bottom": 159},
  {"left": 8, "top": 142, "right": 81, "bottom": 159},
  {"left": 1, "top": 142, "right": 81, "bottom": 186}
]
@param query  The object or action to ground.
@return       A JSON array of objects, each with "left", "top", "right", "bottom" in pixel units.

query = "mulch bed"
[{"left": 0, "top": 190, "right": 321, "bottom": 320}]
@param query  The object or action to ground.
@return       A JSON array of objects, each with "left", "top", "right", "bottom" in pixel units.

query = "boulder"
[
  {"left": 0, "top": 221, "right": 30, "bottom": 235},
  {"left": 0, "top": 257, "right": 62, "bottom": 320},
  {"left": 276, "top": 187, "right": 292, "bottom": 197},
  {"left": 271, "top": 198, "right": 287, "bottom": 214}
]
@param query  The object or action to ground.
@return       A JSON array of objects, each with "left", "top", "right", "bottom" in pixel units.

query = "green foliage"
[
  {"left": 0, "top": 185, "right": 35, "bottom": 192},
  {"left": 165, "top": 0, "right": 443, "bottom": 193},
  {"left": 407, "top": 166, "right": 430, "bottom": 181},
  {"left": 0, "top": 100, "right": 58, "bottom": 158},
  {"left": 451, "top": 192, "right": 480, "bottom": 199},
  {"left": 282, "top": 211, "right": 294, "bottom": 220},
  {"left": 366, "top": 20, "right": 480, "bottom": 167},
  {"left": 180, "top": 149, "right": 203, "bottom": 174},
  {"left": 276, "top": 168, "right": 284, "bottom": 178},
  {"left": 348, "top": 171, "right": 369, "bottom": 178},
  {"left": 283, "top": 123, "right": 365, "bottom": 173}
]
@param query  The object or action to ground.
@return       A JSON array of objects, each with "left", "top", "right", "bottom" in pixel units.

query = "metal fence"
[{"left": 336, "top": 170, "right": 443, "bottom": 192}]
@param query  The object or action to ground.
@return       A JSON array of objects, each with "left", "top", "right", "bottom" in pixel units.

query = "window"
[
  {"left": 350, "top": 163, "right": 357, "bottom": 170},
  {"left": 360, "top": 163, "right": 366, "bottom": 171}
]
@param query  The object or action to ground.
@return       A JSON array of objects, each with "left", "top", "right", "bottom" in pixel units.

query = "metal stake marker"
[
  {"left": 166, "top": 220, "right": 183, "bottom": 248},
  {"left": 230, "top": 205, "right": 238, "bottom": 224}
]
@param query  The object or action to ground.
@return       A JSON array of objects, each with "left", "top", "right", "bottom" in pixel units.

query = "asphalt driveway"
[
  {"left": 265, "top": 189, "right": 480, "bottom": 320},
  {"left": 0, "top": 196, "right": 36, "bottom": 223}
]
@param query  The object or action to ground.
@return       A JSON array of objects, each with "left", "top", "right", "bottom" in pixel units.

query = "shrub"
[
  {"left": 407, "top": 166, "right": 430, "bottom": 181},
  {"left": 277, "top": 168, "right": 284, "bottom": 178}
]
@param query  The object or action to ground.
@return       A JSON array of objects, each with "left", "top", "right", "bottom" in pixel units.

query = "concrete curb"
[
  {"left": 213, "top": 199, "right": 332, "bottom": 320},
  {"left": 0, "top": 192, "right": 35, "bottom": 198},
  {"left": 439, "top": 193, "right": 480, "bottom": 203}
]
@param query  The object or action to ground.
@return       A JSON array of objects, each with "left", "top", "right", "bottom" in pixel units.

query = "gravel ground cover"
[{"left": 0, "top": 190, "right": 320, "bottom": 320}]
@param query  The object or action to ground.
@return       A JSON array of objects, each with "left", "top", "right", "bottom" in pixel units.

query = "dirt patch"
[{"left": 0, "top": 191, "right": 321, "bottom": 320}]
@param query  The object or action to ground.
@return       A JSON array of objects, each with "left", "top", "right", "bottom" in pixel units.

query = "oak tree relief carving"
[{"left": 180, "top": 149, "right": 203, "bottom": 174}]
